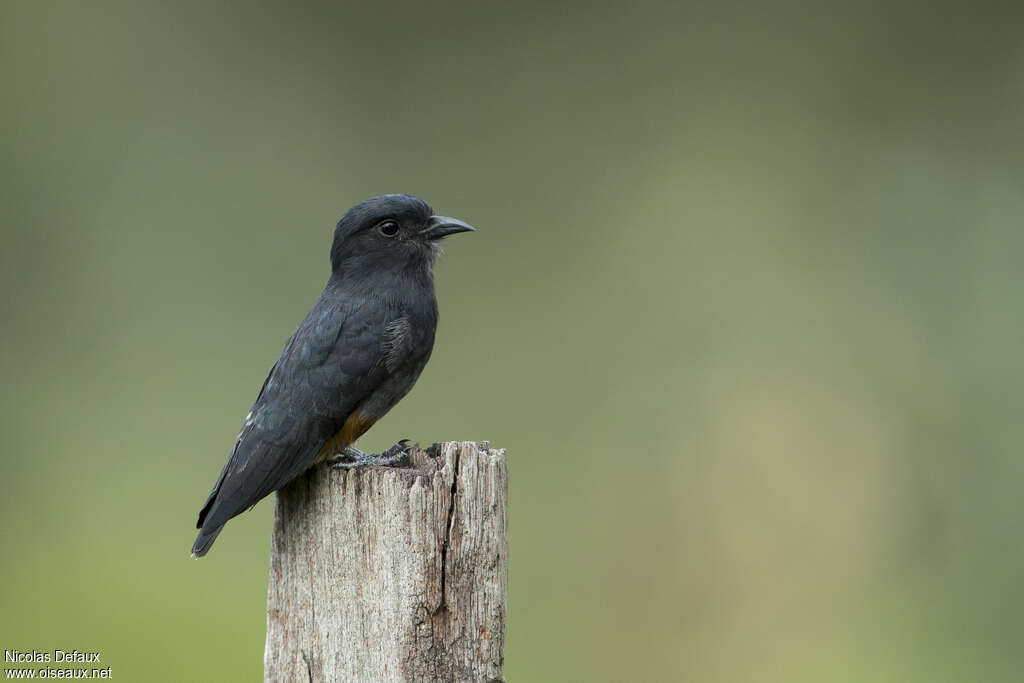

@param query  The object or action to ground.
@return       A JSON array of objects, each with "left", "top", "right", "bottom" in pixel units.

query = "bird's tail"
[
  {"left": 192, "top": 462, "right": 230, "bottom": 558},
  {"left": 191, "top": 525, "right": 224, "bottom": 558}
]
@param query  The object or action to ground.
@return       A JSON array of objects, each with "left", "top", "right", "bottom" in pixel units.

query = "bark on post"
[{"left": 264, "top": 441, "right": 508, "bottom": 683}]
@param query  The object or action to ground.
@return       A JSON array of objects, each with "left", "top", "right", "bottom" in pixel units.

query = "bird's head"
[{"left": 329, "top": 194, "right": 475, "bottom": 277}]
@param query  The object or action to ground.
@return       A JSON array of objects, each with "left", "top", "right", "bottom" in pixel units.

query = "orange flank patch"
[{"left": 314, "top": 411, "right": 377, "bottom": 463}]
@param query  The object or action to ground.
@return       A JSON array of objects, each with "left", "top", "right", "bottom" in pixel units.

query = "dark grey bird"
[{"left": 191, "top": 194, "right": 474, "bottom": 557}]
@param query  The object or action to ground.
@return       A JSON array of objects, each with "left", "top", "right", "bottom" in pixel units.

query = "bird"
[{"left": 191, "top": 194, "right": 475, "bottom": 557}]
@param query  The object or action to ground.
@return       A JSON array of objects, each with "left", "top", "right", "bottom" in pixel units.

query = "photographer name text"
[{"left": 5, "top": 652, "right": 99, "bottom": 665}]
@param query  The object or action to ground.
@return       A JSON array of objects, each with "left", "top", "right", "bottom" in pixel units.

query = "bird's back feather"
[{"left": 192, "top": 293, "right": 399, "bottom": 555}]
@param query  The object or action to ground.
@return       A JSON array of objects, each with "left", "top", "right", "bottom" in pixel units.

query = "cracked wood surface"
[{"left": 264, "top": 441, "right": 508, "bottom": 683}]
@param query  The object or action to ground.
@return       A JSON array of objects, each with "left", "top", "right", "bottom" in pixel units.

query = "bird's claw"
[{"left": 328, "top": 438, "right": 414, "bottom": 469}]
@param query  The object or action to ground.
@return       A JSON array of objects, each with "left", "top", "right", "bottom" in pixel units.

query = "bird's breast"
[{"left": 382, "top": 316, "right": 413, "bottom": 373}]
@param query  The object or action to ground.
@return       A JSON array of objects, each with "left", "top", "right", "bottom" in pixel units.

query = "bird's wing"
[{"left": 196, "top": 295, "right": 391, "bottom": 536}]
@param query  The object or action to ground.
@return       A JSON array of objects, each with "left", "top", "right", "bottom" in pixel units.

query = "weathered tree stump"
[{"left": 264, "top": 441, "right": 507, "bottom": 682}]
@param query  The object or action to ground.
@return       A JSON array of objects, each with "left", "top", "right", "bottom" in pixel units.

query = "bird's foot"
[{"left": 328, "top": 439, "right": 414, "bottom": 469}]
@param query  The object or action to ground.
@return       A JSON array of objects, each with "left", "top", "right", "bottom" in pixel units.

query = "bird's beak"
[{"left": 420, "top": 215, "right": 476, "bottom": 240}]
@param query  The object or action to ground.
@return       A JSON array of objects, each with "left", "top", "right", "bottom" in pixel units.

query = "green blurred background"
[{"left": 2, "top": 1, "right": 1022, "bottom": 680}]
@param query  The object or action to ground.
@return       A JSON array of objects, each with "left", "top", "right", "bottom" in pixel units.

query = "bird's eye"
[{"left": 378, "top": 221, "right": 399, "bottom": 237}]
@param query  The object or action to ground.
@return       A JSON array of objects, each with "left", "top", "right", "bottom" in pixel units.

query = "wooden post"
[{"left": 264, "top": 441, "right": 508, "bottom": 682}]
